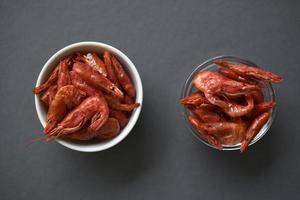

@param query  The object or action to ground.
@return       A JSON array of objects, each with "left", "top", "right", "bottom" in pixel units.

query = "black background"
[{"left": 1, "top": 1, "right": 299, "bottom": 199}]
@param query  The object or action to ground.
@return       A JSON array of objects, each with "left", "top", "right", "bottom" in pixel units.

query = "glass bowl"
[{"left": 181, "top": 56, "right": 276, "bottom": 151}]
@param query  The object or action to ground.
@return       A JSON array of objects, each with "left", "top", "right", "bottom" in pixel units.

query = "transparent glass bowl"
[{"left": 181, "top": 56, "right": 276, "bottom": 151}]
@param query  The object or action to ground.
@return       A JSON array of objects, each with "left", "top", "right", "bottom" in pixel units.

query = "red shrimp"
[
  {"left": 205, "top": 93, "right": 254, "bottom": 117},
  {"left": 81, "top": 53, "right": 108, "bottom": 77},
  {"left": 73, "top": 62, "right": 124, "bottom": 99},
  {"left": 95, "top": 118, "right": 120, "bottom": 140},
  {"left": 218, "top": 68, "right": 257, "bottom": 85},
  {"left": 57, "top": 58, "right": 72, "bottom": 90},
  {"left": 188, "top": 115, "right": 222, "bottom": 149},
  {"left": 70, "top": 71, "right": 100, "bottom": 96},
  {"left": 215, "top": 60, "right": 283, "bottom": 83},
  {"left": 124, "top": 95, "right": 134, "bottom": 104},
  {"left": 111, "top": 56, "right": 136, "bottom": 98},
  {"left": 218, "top": 118, "right": 246, "bottom": 145},
  {"left": 197, "top": 103, "right": 219, "bottom": 111},
  {"left": 195, "top": 122, "right": 242, "bottom": 137},
  {"left": 191, "top": 107, "right": 226, "bottom": 123},
  {"left": 110, "top": 109, "right": 129, "bottom": 128},
  {"left": 33, "top": 65, "right": 59, "bottom": 94},
  {"left": 47, "top": 96, "right": 109, "bottom": 138},
  {"left": 193, "top": 71, "right": 259, "bottom": 97},
  {"left": 104, "top": 94, "right": 140, "bottom": 111},
  {"left": 41, "top": 85, "right": 57, "bottom": 106},
  {"left": 180, "top": 91, "right": 209, "bottom": 106},
  {"left": 245, "top": 101, "right": 276, "bottom": 119},
  {"left": 251, "top": 89, "right": 264, "bottom": 104},
  {"left": 66, "top": 118, "right": 120, "bottom": 140},
  {"left": 70, "top": 71, "right": 111, "bottom": 129},
  {"left": 240, "top": 112, "right": 270, "bottom": 152},
  {"left": 191, "top": 117, "right": 246, "bottom": 146},
  {"left": 103, "top": 51, "right": 118, "bottom": 85},
  {"left": 44, "top": 85, "right": 85, "bottom": 134},
  {"left": 255, "top": 101, "right": 276, "bottom": 113}
]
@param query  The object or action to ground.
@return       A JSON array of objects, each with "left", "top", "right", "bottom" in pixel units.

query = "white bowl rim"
[{"left": 34, "top": 41, "right": 143, "bottom": 152}]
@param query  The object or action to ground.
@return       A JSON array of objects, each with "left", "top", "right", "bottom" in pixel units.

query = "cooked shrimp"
[
  {"left": 240, "top": 112, "right": 270, "bottom": 152},
  {"left": 73, "top": 62, "right": 124, "bottom": 99},
  {"left": 57, "top": 57, "right": 71, "bottom": 90},
  {"left": 104, "top": 94, "right": 139, "bottom": 112},
  {"left": 111, "top": 56, "right": 136, "bottom": 97},
  {"left": 66, "top": 118, "right": 120, "bottom": 140},
  {"left": 48, "top": 95, "right": 109, "bottom": 138},
  {"left": 44, "top": 85, "right": 85, "bottom": 134},
  {"left": 215, "top": 60, "right": 283, "bottom": 83},
  {"left": 33, "top": 65, "right": 59, "bottom": 94}
]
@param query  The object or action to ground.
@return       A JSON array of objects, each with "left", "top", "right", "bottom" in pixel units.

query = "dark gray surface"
[{"left": 1, "top": 0, "right": 299, "bottom": 199}]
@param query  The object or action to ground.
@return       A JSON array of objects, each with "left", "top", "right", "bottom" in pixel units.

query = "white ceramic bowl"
[{"left": 35, "top": 41, "right": 143, "bottom": 152}]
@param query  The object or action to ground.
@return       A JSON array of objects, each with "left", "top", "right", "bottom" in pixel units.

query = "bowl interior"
[
  {"left": 181, "top": 56, "right": 276, "bottom": 150},
  {"left": 35, "top": 42, "right": 143, "bottom": 152}
]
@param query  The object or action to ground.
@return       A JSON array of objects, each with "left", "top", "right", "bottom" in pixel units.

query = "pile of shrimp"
[
  {"left": 180, "top": 60, "right": 283, "bottom": 152},
  {"left": 33, "top": 51, "right": 140, "bottom": 141}
]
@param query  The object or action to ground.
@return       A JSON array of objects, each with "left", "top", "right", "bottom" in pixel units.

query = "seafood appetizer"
[
  {"left": 34, "top": 51, "right": 140, "bottom": 141},
  {"left": 180, "top": 59, "right": 282, "bottom": 152}
]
